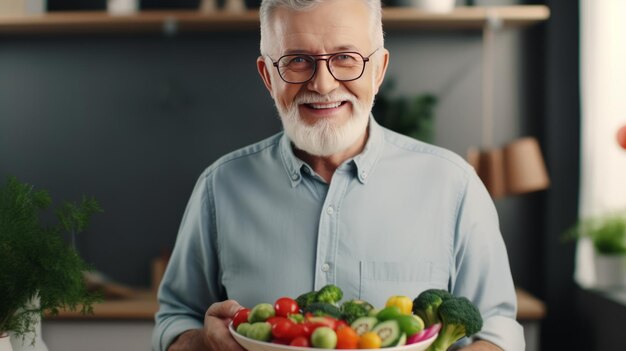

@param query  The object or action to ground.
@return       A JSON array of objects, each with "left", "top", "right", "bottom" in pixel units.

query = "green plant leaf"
[
  {"left": 373, "top": 79, "right": 438, "bottom": 143},
  {"left": 0, "top": 176, "right": 102, "bottom": 336},
  {"left": 563, "top": 212, "right": 626, "bottom": 255}
]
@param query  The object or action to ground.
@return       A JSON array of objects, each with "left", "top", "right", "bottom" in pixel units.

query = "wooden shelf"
[
  {"left": 383, "top": 5, "right": 550, "bottom": 30},
  {"left": 0, "top": 5, "right": 549, "bottom": 35}
]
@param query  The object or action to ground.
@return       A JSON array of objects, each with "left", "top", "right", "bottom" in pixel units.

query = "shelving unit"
[{"left": 0, "top": 5, "right": 549, "bottom": 35}]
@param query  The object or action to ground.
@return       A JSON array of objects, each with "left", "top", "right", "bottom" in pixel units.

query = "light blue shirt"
[{"left": 153, "top": 117, "right": 524, "bottom": 351}]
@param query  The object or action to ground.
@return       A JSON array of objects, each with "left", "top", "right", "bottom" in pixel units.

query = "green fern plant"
[{"left": 0, "top": 176, "right": 103, "bottom": 339}]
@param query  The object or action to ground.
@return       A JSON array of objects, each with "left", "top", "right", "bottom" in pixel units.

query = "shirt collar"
[{"left": 279, "top": 114, "right": 384, "bottom": 187}]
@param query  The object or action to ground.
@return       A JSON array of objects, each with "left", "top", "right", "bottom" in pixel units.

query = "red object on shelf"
[{"left": 618, "top": 125, "right": 626, "bottom": 150}]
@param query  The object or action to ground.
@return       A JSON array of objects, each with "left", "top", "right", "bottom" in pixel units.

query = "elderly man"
[{"left": 153, "top": 0, "right": 524, "bottom": 350}]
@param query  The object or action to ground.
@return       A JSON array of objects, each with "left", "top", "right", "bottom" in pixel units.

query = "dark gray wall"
[
  {"left": 0, "top": 33, "right": 281, "bottom": 286},
  {"left": 540, "top": 0, "right": 583, "bottom": 349},
  {"left": 0, "top": 17, "right": 544, "bottom": 294}
]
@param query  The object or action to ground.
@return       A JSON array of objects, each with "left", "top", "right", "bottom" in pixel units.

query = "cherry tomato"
[
  {"left": 232, "top": 308, "right": 250, "bottom": 329},
  {"left": 271, "top": 317, "right": 297, "bottom": 340},
  {"left": 306, "top": 316, "right": 343, "bottom": 330},
  {"left": 302, "top": 321, "right": 326, "bottom": 338},
  {"left": 265, "top": 316, "right": 283, "bottom": 326},
  {"left": 274, "top": 297, "right": 299, "bottom": 318},
  {"left": 289, "top": 336, "right": 311, "bottom": 347},
  {"left": 289, "top": 323, "right": 307, "bottom": 339},
  {"left": 335, "top": 319, "right": 349, "bottom": 330},
  {"left": 335, "top": 325, "right": 360, "bottom": 349}
]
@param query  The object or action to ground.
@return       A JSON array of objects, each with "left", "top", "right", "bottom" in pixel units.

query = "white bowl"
[{"left": 229, "top": 324, "right": 438, "bottom": 351}]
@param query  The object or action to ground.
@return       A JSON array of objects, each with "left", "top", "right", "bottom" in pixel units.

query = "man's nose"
[{"left": 306, "top": 61, "right": 340, "bottom": 95}]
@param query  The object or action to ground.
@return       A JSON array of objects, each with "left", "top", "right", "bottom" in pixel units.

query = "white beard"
[{"left": 275, "top": 91, "right": 373, "bottom": 157}]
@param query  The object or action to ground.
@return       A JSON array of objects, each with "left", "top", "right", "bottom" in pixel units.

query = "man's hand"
[
  {"left": 203, "top": 300, "right": 247, "bottom": 350},
  {"left": 167, "top": 300, "right": 246, "bottom": 351},
  {"left": 458, "top": 340, "right": 503, "bottom": 351}
]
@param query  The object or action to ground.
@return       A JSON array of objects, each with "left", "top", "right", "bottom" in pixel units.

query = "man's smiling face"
[{"left": 258, "top": 0, "right": 388, "bottom": 157}]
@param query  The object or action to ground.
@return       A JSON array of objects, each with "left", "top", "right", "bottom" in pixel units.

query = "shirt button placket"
[
  {"left": 315, "top": 169, "right": 349, "bottom": 289},
  {"left": 321, "top": 262, "right": 330, "bottom": 272},
  {"left": 322, "top": 207, "right": 334, "bottom": 277}
]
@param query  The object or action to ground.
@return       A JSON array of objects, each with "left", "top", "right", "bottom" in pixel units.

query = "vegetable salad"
[{"left": 232, "top": 285, "right": 482, "bottom": 350}]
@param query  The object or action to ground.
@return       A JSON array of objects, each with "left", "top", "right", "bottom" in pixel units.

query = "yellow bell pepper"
[{"left": 385, "top": 295, "right": 413, "bottom": 315}]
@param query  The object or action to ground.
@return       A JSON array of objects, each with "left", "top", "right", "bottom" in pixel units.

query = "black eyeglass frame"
[{"left": 269, "top": 48, "right": 380, "bottom": 84}]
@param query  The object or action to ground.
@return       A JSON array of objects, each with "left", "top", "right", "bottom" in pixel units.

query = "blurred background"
[{"left": 2, "top": 0, "right": 625, "bottom": 350}]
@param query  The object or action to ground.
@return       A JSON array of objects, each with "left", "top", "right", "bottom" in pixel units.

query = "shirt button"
[
  {"left": 291, "top": 173, "right": 300, "bottom": 180},
  {"left": 321, "top": 263, "right": 330, "bottom": 272},
  {"left": 326, "top": 206, "right": 334, "bottom": 215},
  {"left": 361, "top": 171, "right": 368, "bottom": 179}
]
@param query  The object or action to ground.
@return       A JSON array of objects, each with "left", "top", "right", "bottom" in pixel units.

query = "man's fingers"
[
  {"left": 203, "top": 300, "right": 247, "bottom": 351},
  {"left": 206, "top": 299, "right": 244, "bottom": 319}
]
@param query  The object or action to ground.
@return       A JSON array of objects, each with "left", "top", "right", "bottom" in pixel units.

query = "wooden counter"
[
  {"left": 47, "top": 288, "right": 546, "bottom": 321},
  {"left": 47, "top": 290, "right": 158, "bottom": 320}
]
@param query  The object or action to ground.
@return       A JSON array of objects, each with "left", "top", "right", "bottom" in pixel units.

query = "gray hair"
[{"left": 259, "top": 0, "right": 385, "bottom": 56}]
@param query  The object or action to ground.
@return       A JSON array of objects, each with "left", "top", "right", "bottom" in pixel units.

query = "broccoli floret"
[
  {"left": 303, "top": 302, "right": 343, "bottom": 319},
  {"left": 428, "top": 297, "right": 484, "bottom": 351},
  {"left": 296, "top": 290, "right": 318, "bottom": 311},
  {"left": 412, "top": 289, "right": 452, "bottom": 327},
  {"left": 315, "top": 284, "right": 343, "bottom": 305},
  {"left": 340, "top": 299, "right": 374, "bottom": 324}
]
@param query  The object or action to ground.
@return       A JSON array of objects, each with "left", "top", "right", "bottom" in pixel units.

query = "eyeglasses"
[{"left": 270, "top": 49, "right": 379, "bottom": 84}]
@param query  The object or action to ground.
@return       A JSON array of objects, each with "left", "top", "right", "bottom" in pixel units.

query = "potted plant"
[
  {"left": 372, "top": 79, "right": 438, "bottom": 143},
  {"left": 565, "top": 212, "right": 626, "bottom": 288},
  {"left": 0, "top": 176, "right": 102, "bottom": 351}
]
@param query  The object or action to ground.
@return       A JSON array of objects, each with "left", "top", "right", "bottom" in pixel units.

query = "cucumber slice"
[
  {"left": 350, "top": 316, "right": 378, "bottom": 336},
  {"left": 372, "top": 320, "right": 401, "bottom": 347},
  {"left": 394, "top": 333, "right": 407, "bottom": 346}
]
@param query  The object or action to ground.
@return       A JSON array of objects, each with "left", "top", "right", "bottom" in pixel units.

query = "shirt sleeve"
[
  {"left": 152, "top": 171, "right": 225, "bottom": 351},
  {"left": 450, "top": 169, "right": 525, "bottom": 351}
]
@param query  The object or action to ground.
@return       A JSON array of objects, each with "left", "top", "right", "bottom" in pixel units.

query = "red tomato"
[
  {"left": 302, "top": 321, "right": 325, "bottom": 338},
  {"left": 618, "top": 125, "right": 626, "bottom": 150},
  {"left": 289, "top": 336, "right": 311, "bottom": 347},
  {"left": 274, "top": 297, "right": 299, "bottom": 318},
  {"left": 289, "top": 323, "right": 307, "bottom": 339},
  {"left": 271, "top": 317, "right": 297, "bottom": 341},
  {"left": 335, "top": 319, "right": 349, "bottom": 330},
  {"left": 306, "top": 316, "right": 342, "bottom": 330},
  {"left": 272, "top": 317, "right": 308, "bottom": 342},
  {"left": 231, "top": 308, "right": 250, "bottom": 329},
  {"left": 265, "top": 316, "right": 283, "bottom": 326}
]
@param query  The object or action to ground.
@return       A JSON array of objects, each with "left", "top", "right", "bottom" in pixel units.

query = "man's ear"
[
  {"left": 373, "top": 49, "right": 390, "bottom": 95},
  {"left": 257, "top": 56, "right": 275, "bottom": 97}
]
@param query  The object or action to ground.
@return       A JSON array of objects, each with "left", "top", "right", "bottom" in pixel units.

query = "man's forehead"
[{"left": 270, "top": 1, "right": 371, "bottom": 53}]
